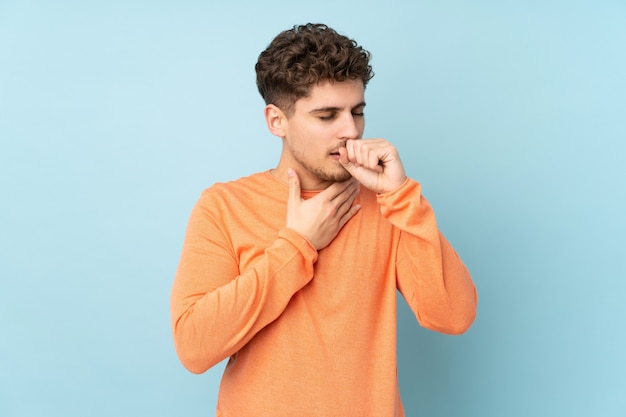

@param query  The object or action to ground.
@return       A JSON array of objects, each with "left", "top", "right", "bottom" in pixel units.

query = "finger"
[
  {"left": 338, "top": 146, "right": 350, "bottom": 166},
  {"left": 287, "top": 168, "right": 301, "bottom": 205},
  {"left": 335, "top": 181, "right": 358, "bottom": 205},
  {"left": 337, "top": 179, "right": 359, "bottom": 202},
  {"left": 333, "top": 183, "right": 360, "bottom": 219},
  {"left": 338, "top": 146, "right": 360, "bottom": 176},
  {"left": 354, "top": 141, "right": 381, "bottom": 170},
  {"left": 338, "top": 203, "right": 361, "bottom": 228},
  {"left": 345, "top": 139, "right": 357, "bottom": 163},
  {"left": 345, "top": 140, "right": 381, "bottom": 171},
  {"left": 321, "top": 177, "right": 357, "bottom": 201},
  {"left": 366, "top": 146, "right": 381, "bottom": 170}
]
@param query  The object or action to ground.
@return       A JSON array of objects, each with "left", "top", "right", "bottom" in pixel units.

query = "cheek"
[
  {"left": 357, "top": 119, "right": 365, "bottom": 135},
  {"left": 300, "top": 126, "right": 329, "bottom": 146}
]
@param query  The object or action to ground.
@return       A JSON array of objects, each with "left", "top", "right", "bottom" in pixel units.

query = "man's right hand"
[{"left": 286, "top": 169, "right": 361, "bottom": 250}]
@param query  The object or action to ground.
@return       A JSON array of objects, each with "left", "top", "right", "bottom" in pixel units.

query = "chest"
[{"left": 228, "top": 195, "right": 398, "bottom": 302}]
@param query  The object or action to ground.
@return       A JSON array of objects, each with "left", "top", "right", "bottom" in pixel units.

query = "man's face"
[{"left": 281, "top": 79, "right": 366, "bottom": 187}]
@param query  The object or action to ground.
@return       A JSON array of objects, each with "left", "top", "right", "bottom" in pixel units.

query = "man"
[{"left": 171, "top": 23, "right": 477, "bottom": 417}]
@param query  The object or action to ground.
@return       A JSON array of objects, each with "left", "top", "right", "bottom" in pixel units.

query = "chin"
[
  {"left": 332, "top": 171, "right": 353, "bottom": 182},
  {"left": 317, "top": 167, "right": 352, "bottom": 183},
  {"left": 298, "top": 158, "right": 353, "bottom": 183}
]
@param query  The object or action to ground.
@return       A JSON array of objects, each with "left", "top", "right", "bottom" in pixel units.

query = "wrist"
[{"left": 378, "top": 176, "right": 409, "bottom": 196}]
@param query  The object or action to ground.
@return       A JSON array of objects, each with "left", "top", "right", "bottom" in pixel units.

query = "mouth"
[{"left": 329, "top": 144, "right": 345, "bottom": 160}]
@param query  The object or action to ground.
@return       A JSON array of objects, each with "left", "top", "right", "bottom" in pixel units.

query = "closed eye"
[{"left": 319, "top": 113, "right": 337, "bottom": 121}]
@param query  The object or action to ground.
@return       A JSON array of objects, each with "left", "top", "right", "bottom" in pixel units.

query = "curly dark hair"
[{"left": 255, "top": 23, "right": 374, "bottom": 116}]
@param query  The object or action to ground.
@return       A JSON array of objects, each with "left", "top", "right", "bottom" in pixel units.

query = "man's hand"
[
  {"left": 286, "top": 169, "right": 361, "bottom": 250},
  {"left": 339, "top": 139, "right": 407, "bottom": 194}
]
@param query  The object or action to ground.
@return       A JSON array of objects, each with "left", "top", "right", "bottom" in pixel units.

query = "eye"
[
  {"left": 352, "top": 107, "right": 365, "bottom": 117},
  {"left": 319, "top": 113, "right": 336, "bottom": 121}
]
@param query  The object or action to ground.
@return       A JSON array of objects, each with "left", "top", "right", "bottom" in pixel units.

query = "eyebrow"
[{"left": 309, "top": 101, "right": 367, "bottom": 114}]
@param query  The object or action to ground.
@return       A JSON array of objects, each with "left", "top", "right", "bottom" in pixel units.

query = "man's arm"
[
  {"left": 170, "top": 201, "right": 316, "bottom": 374},
  {"left": 379, "top": 179, "right": 477, "bottom": 334},
  {"left": 341, "top": 138, "right": 477, "bottom": 334},
  {"left": 170, "top": 174, "right": 360, "bottom": 374}
]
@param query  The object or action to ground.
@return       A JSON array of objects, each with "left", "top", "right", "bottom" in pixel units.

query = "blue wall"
[{"left": 1, "top": 1, "right": 624, "bottom": 416}]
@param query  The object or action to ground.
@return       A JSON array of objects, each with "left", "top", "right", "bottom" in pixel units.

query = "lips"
[
  {"left": 330, "top": 147, "right": 343, "bottom": 156},
  {"left": 330, "top": 144, "right": 345, "bottom": 160}
]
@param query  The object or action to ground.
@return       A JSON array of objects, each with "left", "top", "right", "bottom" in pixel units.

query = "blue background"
[{"left": 1, "top": 1, "right": 625, "bottom": 416}]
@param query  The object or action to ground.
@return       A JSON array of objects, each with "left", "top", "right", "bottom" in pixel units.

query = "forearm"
[
  {"left": 379, "top": 178, "right": 477, "bottom": 334},
  {"left": 171, "top": 228, "right": 316, "bottom": 373},
  {"left": 397, "top": 231, "right": 477, "bottom": 334}
]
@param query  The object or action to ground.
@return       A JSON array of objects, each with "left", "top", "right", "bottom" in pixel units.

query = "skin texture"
[{"left": 264, "top": 79, "right": 408, "bottom": 249}]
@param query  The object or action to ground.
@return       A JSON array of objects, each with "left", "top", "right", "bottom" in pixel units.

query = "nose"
[{"left": 338, "top": 113, "right": 361, "bottom": 140}]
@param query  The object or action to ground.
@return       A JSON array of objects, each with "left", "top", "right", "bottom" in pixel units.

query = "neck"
[{"left": 271, "top": 165, "right": 334, "bottom": 191}]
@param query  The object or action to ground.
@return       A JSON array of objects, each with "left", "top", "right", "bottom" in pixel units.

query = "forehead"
[{"left": 296, "top": 79, "right": 365, "bottom": 111}]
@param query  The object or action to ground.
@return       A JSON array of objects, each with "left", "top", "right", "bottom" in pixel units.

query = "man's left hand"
[{"left": 339, "top": 138, "right": 407, "bottom": 194}]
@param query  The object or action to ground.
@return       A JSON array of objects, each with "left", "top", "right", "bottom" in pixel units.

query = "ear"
[{"left": 264, "top": 104, "right": 287, "bottom": 138}]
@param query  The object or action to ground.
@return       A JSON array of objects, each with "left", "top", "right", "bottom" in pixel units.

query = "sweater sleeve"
[
  {"left": 377, "top": 178, "right": 477, "bottom": 335},
  {"left": 170, "top": 194, "right": 317, "bottom": 374}
]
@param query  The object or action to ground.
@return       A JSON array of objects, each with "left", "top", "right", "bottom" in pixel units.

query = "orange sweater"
[{"left": 171, "top": 171, "right": 477, "bottom": 417}]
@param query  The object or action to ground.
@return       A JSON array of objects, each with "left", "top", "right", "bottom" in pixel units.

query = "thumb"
[{"left": 287, "top": 168, "right": 301, "bottom": 205}]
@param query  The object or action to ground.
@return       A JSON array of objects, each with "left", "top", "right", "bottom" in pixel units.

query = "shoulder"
[
  {"left": 198, "top": 171, "right": 284, "bottom": 208},
  {"left": 201, "top": 171, "right": 264, "bottom": 195}
]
